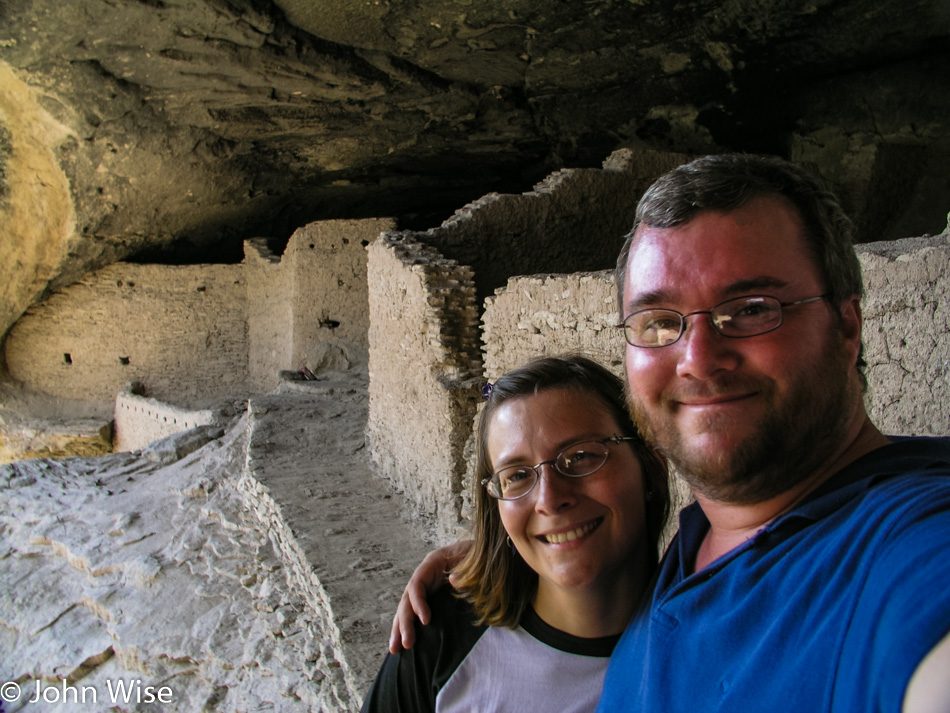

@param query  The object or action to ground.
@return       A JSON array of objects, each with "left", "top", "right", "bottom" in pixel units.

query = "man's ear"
[
  {"left": 837, "top": 294, "right": 863, "bottom": 364},
  {"left": 838, "top": 295, "right": 862, "bottom": 338}
]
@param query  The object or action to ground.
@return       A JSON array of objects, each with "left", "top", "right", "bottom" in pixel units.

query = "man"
[
  {"left": 392, "top": 154, "right": 950, "bottom": 711},
  {"left": 599, "top": 153, "right": 950, "bottom": 712}
]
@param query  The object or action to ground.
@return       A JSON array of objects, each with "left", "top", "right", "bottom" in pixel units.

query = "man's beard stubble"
[{"left": 626, "top": 335, "right": 860, "bottom": 506}]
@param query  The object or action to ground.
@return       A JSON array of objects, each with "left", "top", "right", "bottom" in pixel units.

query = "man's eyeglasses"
[
  {"left": 616, "top": 294, "right": 829, "bottom": 349},
  {"left": 483, "top": 435, "right": 635, "bottom": 501}
]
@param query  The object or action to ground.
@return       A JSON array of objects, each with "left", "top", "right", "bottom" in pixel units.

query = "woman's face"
[{"left": 487, "top": 387, "right": 648, "bottom": 598}]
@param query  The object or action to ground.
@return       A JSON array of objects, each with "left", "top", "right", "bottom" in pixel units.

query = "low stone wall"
[
  {"left": 113, "top": 385, "right": 217, "bottom": 453},
  {"left": 365, "top": 234, "right": 483, "bottom": 543}
]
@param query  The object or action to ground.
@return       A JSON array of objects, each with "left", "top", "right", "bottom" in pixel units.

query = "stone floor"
[{"left": 0, "top": 369, "right": 432, "bottom": 712}]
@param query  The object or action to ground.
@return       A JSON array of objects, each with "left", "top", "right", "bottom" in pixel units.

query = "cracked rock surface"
[{"left": 1, "top": 369, "right": 429, "bottom": 712}]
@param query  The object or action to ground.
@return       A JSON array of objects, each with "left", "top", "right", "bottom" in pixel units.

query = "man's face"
[{"left": 621, "top": 195, "right": 863, "bottom": 504}]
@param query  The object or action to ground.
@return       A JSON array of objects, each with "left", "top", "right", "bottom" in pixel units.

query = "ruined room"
[{"left": 1, "top": 0, "right": 949, "bottom": 710}]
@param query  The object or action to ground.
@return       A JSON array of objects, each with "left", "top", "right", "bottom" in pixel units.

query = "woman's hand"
[{"left": 388, "top": 540, "right": 474, "bottom": 654}]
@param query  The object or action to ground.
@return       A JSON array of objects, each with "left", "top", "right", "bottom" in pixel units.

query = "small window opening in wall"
[
  {"left": 119, "top": 356, "right": 131, "bottom": 365},
  {"left": 196, "top": 285, "right": 206, "bottom": 292},
  {"left": 308, "top": 243, "right": 315, "bottom": 249},
  {"left": 319, "top": 317, "right": 341, "bottom": 329},
  {"left": 64, "top": 353, "right": 72, "bottom": 365}
]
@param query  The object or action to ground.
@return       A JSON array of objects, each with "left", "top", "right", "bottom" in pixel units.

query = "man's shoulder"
[
  {"left": 828, "top": 437, "right": 950, "bottom": 542},
  {"left": 843, "top": 436, "right": 950, "bottom": 487},
  {"left": 874, "top": 435, "right": 950, "bottom": 462}
]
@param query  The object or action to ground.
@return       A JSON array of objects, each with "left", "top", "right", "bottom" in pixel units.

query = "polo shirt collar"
[{"left": 671, "top": 436, "right": 950, "bottom": 581}]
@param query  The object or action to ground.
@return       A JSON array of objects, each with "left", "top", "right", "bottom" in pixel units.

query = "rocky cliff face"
[{"left": 1, "top": 0, "right": 948, "bottom": 353}]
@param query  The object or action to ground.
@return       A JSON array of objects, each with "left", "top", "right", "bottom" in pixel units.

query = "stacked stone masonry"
[
  {"left": 860, "top": 235, "right": 950, "bottom": 437},
  {"left": 4, "top": 218, "right": 394, "bottom": 405},
  {"left": 113, "top": 384, "right": 217, "bottom": 453},
  {"left": 479, "top": 237, "right": 950, "bottom": 437},
  {"left": 366, "top": 234, "right": 483, "bottom": 544},
  {"left": 4, "top": 263, "right": 248, "bottom": 404},
  {"left": 406, "top": 148, "right": 690, "bottom": 306}
]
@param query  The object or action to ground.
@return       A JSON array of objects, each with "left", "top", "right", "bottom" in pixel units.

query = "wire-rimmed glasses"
[
  {"left": 482, "top": 435, "right": 635, "bottom": 501},
  {"left": 616, "top": 294, "right": 829, "bottom": 348}
]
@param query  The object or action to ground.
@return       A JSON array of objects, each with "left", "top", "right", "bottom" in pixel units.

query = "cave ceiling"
[{"left": 0, "top": 0, "right": 948, "bottom": 345}]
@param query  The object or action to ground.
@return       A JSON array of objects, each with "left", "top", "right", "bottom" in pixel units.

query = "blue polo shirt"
[{"left": 597, "top": 437, "right": 950, "bottom": 712}]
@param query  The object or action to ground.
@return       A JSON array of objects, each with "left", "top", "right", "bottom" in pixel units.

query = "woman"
[{"left": 361, "top": 355, "right": 670, "bottom": 713}]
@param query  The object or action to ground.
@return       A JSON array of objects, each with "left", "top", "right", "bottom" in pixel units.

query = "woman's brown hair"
[{"left": 451, "top": 354, "right": 670, "bottom": 628}]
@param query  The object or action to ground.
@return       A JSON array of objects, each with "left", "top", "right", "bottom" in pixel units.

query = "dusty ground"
[{"left": 0, "top": 378, "right": 115, "bottom": 461}]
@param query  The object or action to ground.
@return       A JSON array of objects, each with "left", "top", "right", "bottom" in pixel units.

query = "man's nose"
[{"left": 674, "top": 314, "right": 741, "bottom": 380}]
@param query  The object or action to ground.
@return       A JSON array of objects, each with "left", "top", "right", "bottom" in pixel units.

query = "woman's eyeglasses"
[{"left": 483, "top": 435, "right": 635, "bottom": 501}]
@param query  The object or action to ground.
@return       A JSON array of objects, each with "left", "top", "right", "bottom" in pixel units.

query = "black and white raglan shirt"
[{"left": 361, "top": 587, "right": 619, "bottom": 713}]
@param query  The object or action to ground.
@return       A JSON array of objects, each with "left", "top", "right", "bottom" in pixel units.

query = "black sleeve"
[{"left": 360, "top": 589, "right": 485, "bottom": 713}]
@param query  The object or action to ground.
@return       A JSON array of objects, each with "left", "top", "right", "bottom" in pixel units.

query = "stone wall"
[
  {"left": 244, "top": 217, "right": 397, "bottom": 394},
  {"left": 113, "top": 384, "right": 217, "bottom": 453},
  {"left": 4, "top": 263, "right": 248, "bottom": 404},
  {"left": 245, "top": 238, "right": 295, "bottom": 394},
  {"left": 482, "top": 270, "right": 624, "bottom": 379},
  {"left": 365, "top": 234, "right": 483, "bottom": 543},
  {"left": 286, "top": 218, "right": 396, "bottom": 374},
  {"left": 5, "top": 218, "right": 392, "bottom": 407},
  {"left": 411, "top": 148, "right": 689, "bottom": 304},
  {"left": 861, "top": 234, "right": 950, "bottom": 436}
]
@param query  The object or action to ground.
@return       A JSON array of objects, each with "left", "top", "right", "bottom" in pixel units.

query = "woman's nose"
[{"left": 533, "top": 463, "right": 577, "bottom": 514}]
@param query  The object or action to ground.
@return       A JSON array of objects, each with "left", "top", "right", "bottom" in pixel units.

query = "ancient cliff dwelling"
[{"left": 1, "top": 0, "right": 948, "bottom": 710}]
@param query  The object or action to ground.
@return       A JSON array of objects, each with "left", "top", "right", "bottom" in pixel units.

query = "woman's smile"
[{"left": 537, "top": 516, "right": 604, "bottom": 545}]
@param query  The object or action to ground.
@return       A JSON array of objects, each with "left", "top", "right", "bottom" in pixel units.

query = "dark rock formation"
[{"left": 1, "top": 0, "right": 948, "bottom": 350}]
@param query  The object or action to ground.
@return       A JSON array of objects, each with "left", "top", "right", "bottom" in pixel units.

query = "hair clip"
[{"left": 481, "top": 382, "right": 494, "bottom": 399}]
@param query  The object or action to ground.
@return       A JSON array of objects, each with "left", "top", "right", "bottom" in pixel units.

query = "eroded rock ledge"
[{"left": 0, "top": 369, "right": 428, "bottom": 712}]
